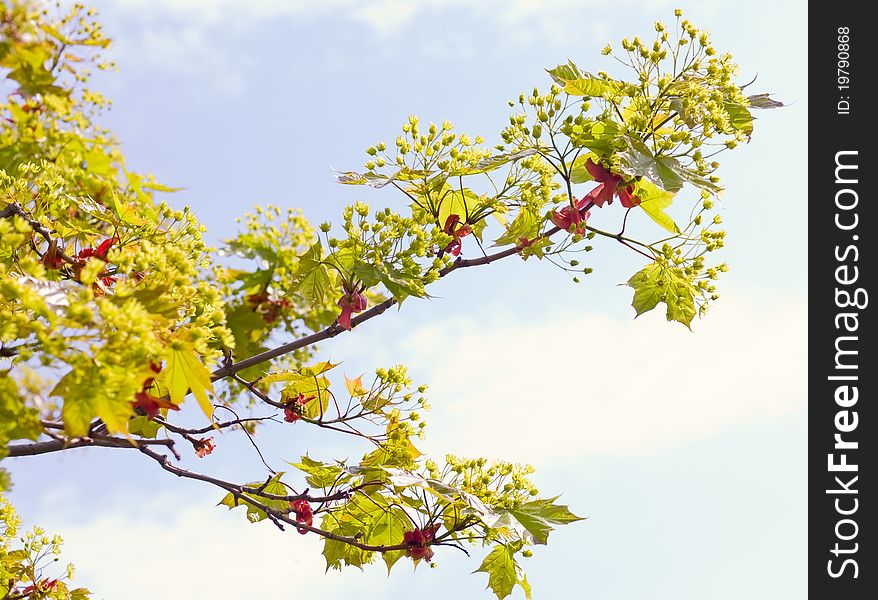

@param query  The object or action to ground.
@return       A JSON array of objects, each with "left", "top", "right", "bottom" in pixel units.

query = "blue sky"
[{"left": 8, "top": 0, "right": 807, "bottom": 598}]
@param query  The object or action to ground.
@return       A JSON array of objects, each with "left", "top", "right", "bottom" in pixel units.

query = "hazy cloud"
[{"left": 401, "top": 291, "right": 806, "bottom": 465}]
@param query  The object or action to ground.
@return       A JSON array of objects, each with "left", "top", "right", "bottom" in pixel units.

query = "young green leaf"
[{"left": 162, "top": 347, "right": 216, "bottom": 420}]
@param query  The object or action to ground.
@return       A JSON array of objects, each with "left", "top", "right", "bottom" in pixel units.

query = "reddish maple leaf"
[
  {"left": 41, "top": 240, "right": 65, "bottom": 269},
  {"left": 442, "top": 214, "right": 473, "bottom": 257},
  {"left": 247, "top": 291, "right": 292, "bottom": 324},
  {"left": 581, "top": 159, "right": 640, "bottom": 208},
  {"left": 78, "top": 237, "right": 117, "bottom": 261},
  {"left": 132, "top": 390, "right": 180, "bottom": 420},
  {"left": 403, "top": 524, "right": 441, "bottom": 562},
  {"left": 337, "top": 286, "right": 367, "bottom": 330},
  {"left": 20, "top": 578, "right": 58, "bottom": 595},
  {"left": 290, "top": 499, "right": 313, "bottom": 534},
  {"left": 550, "top": 204, "right": 590, "bottom": 234}
]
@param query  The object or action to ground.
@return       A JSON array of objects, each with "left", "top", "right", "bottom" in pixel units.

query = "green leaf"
[
  {"left": 92, "top": 393, "right": 134, "bottom": 434},
  {"left": 52, "top": 367, "right": 135, "bottom": 437},
  {"left": 261, "top": 361, "right": 335, "bottom": 384},
  {"left": 568, "top": 120, "right": 623, "bottom": 156},
  {"left": 296, "top": 242, "right": 332, "bottom": 306},
  {"left": 520, "top": 574, "right": 533, "bottom": 600},
  {"left": 82, "top": 147, "right": 112, "bottom": 176},
  {"left": 336, "top": 167, "right": 431, "bottom": 188},
  {"left": 475, "top": 545, "right": 522, "bottom": 600},
  {"left": 67, "top": 193, "right": 116, "bottom": 224},
  {"left": 547, "top": 61, "right": 623, "bottom": 97},
  {"left": 747, "top": 93, "right": 784, "bottom": 109},
  {"left": 619, "top": 138, "right": 722, "bottom": 194},
  {"left": 264, "top": 365, "right": 332, "bottom": 419},
  {"left": 219, "top": 473, "right": 289, "bottom": 523},
  {"left": 127, "top": 415, "right": 161, "bottom": 438},
  {"left": 724, "top": 101, "right": 753, "bottom": 135},
  {"left": 627, "top": 261, "right": 699, "bottom": 328},
  {"left": 142, "top": 181, "right": 184, "bottom": 193},
  {"left": 322, "top": 517, "right": 374, "bottom": 571},
  {"left": 439, "top": 186, "right": 480, "bottom": 226},
  {"left": 627, "top": 263, "right": 664, "bottom": 317},
  {"left": 0, "top": 374, "right": 41, "bottom": 444},
  {"left": 634, "top": 180, "right": 680, "bottom": 234},
  {"left": 113, "top": 285, "right": 180, "bottom": 320},
  {"left": 665, "top": 282, "right": 697, "bottom": 328},
  {"left": 449, "top": 149, "right": 538, "bottom": 176},
  {"left": 352, "top": 262, "right": 383, "bottom": 287},
  {"left": 506, "top": 497, "right": 584, "bottom": 545},
  {"left": 58, "top": 390, "right": 93, "bottom": 438},
  {"left": 617, "top": 139, "right": 684, "bottom": 192},
  {"left": 162, "top": 347, "right": 216, "bottom": 420},
  {"left": 225, "top": 303, "right": 270, "bottom": 379},
  {"left": 366, "top": 507, "right": 410, "bottom": 573},
  {"left": 380, "top": 273, "right": 425, "bottom": 303},
  {"left": 291, "top": 455, "right": 347, "bottom": 488},
  {"left": 494, "top": 206, "right": 540, "bottom": 247}
]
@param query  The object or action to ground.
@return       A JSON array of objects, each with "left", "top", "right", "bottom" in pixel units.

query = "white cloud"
[
  {"left": 46, "top": 493, "right": 383, "bottom": 600},
  {"left": 90, "top": 0, "right": 668, "bottom": 79},
  {"left": 401, "top": 290, "right": 806, "bottom": 466}
]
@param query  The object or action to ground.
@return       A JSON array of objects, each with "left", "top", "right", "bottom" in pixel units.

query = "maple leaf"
[{"left": 161, "top": 346, "right": 216, "bottom": 420}]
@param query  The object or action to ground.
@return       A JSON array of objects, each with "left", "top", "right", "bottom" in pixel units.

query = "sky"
[{"left": 7, "top": 0, "right": 807, "bottom": 598}]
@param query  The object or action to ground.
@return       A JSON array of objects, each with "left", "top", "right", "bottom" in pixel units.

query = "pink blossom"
[
  {"left": 443, "top": 214, "right": 472, "bottom": 257},
  {"left": 403, "top": 524, "right": 441, "bottom": 562},
  {"left": 337, "top": 287, "right": 367, "bottom": 330},
  {"left": 581, "top": 158, "right": 640, "bottom": 208}
]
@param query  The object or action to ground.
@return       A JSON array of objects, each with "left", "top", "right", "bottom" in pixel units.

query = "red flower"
[
  {"left": 96, "top": 237, "right": 118, "bottom": 259},
  {"left": 403, "top": 524, "right": 440, "bottom": 562},
  {"left": 41, "top": 241, "right": 65, "bottom": 269},
  {"left": 132, "top": 364, "right": 177, "bottom": 419},
  {"left": 283, "top": 392, "right": 314, "bottom": 423},
  {"left": 581, "top": 159, "right": 640, "bottom": 208},
  {"left": 78, "top": 237, "right": 117, "bottom": 261},
  {"left": 442, "top": 214, "right": 473, "bottom": 257},
  {"left": 283, "top": 406, "right": 301, "bottom": 423},
  {"left": 290, "top": 499, "right": 313, "bottom": 534},
  {"left": 246, "top": 292, "right": 291, "bottom": 324},
  {"left": 246, "top": 292, "right": 269, "bottom": 305},
  {"left": 132, "top": 390, "right": 180, "bottom": 420},
  {"left": 550, "top": 204, "right": 591, "bottom": 235},
  {"left": 337, "top": 286, "right": 367, "bottom": 330},
  {"left": 20, "top": 578, "right": 58, "bottom": 595},
  {"left": 616, "top": 184, "right": 640, "bottom": 208},
  {"left": 193, "top": 436, "right": 215, "bottom": 458}
]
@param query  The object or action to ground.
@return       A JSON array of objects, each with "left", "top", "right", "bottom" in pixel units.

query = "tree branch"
[
  {"left": 5, "top": 435, "right": 176, "bottom": 458},
  {"left": 0, "top": 202, "right": 75, "bottom": 264},
  {"left": 212, "top": 222, "right": 566, "bottom": 381}
]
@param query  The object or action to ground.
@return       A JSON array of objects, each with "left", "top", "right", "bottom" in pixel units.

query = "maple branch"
[
  {"left": 137, "top": 442, "right": 474, "bottom": 552},
  {"left": 212, "top": 223, "right": 567, "bottom": 381},
  {"left": 0, "top": 202, "right": 75, "bottom": 264},
  {"left": 230, "top": 374, "right": 392, "bottom": 442},
  {"left": 155, "top": 414, "right": 278, "bottom": 436},
  {"left": 5, "top": 435, "right": 176, "bottom": 458}
]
